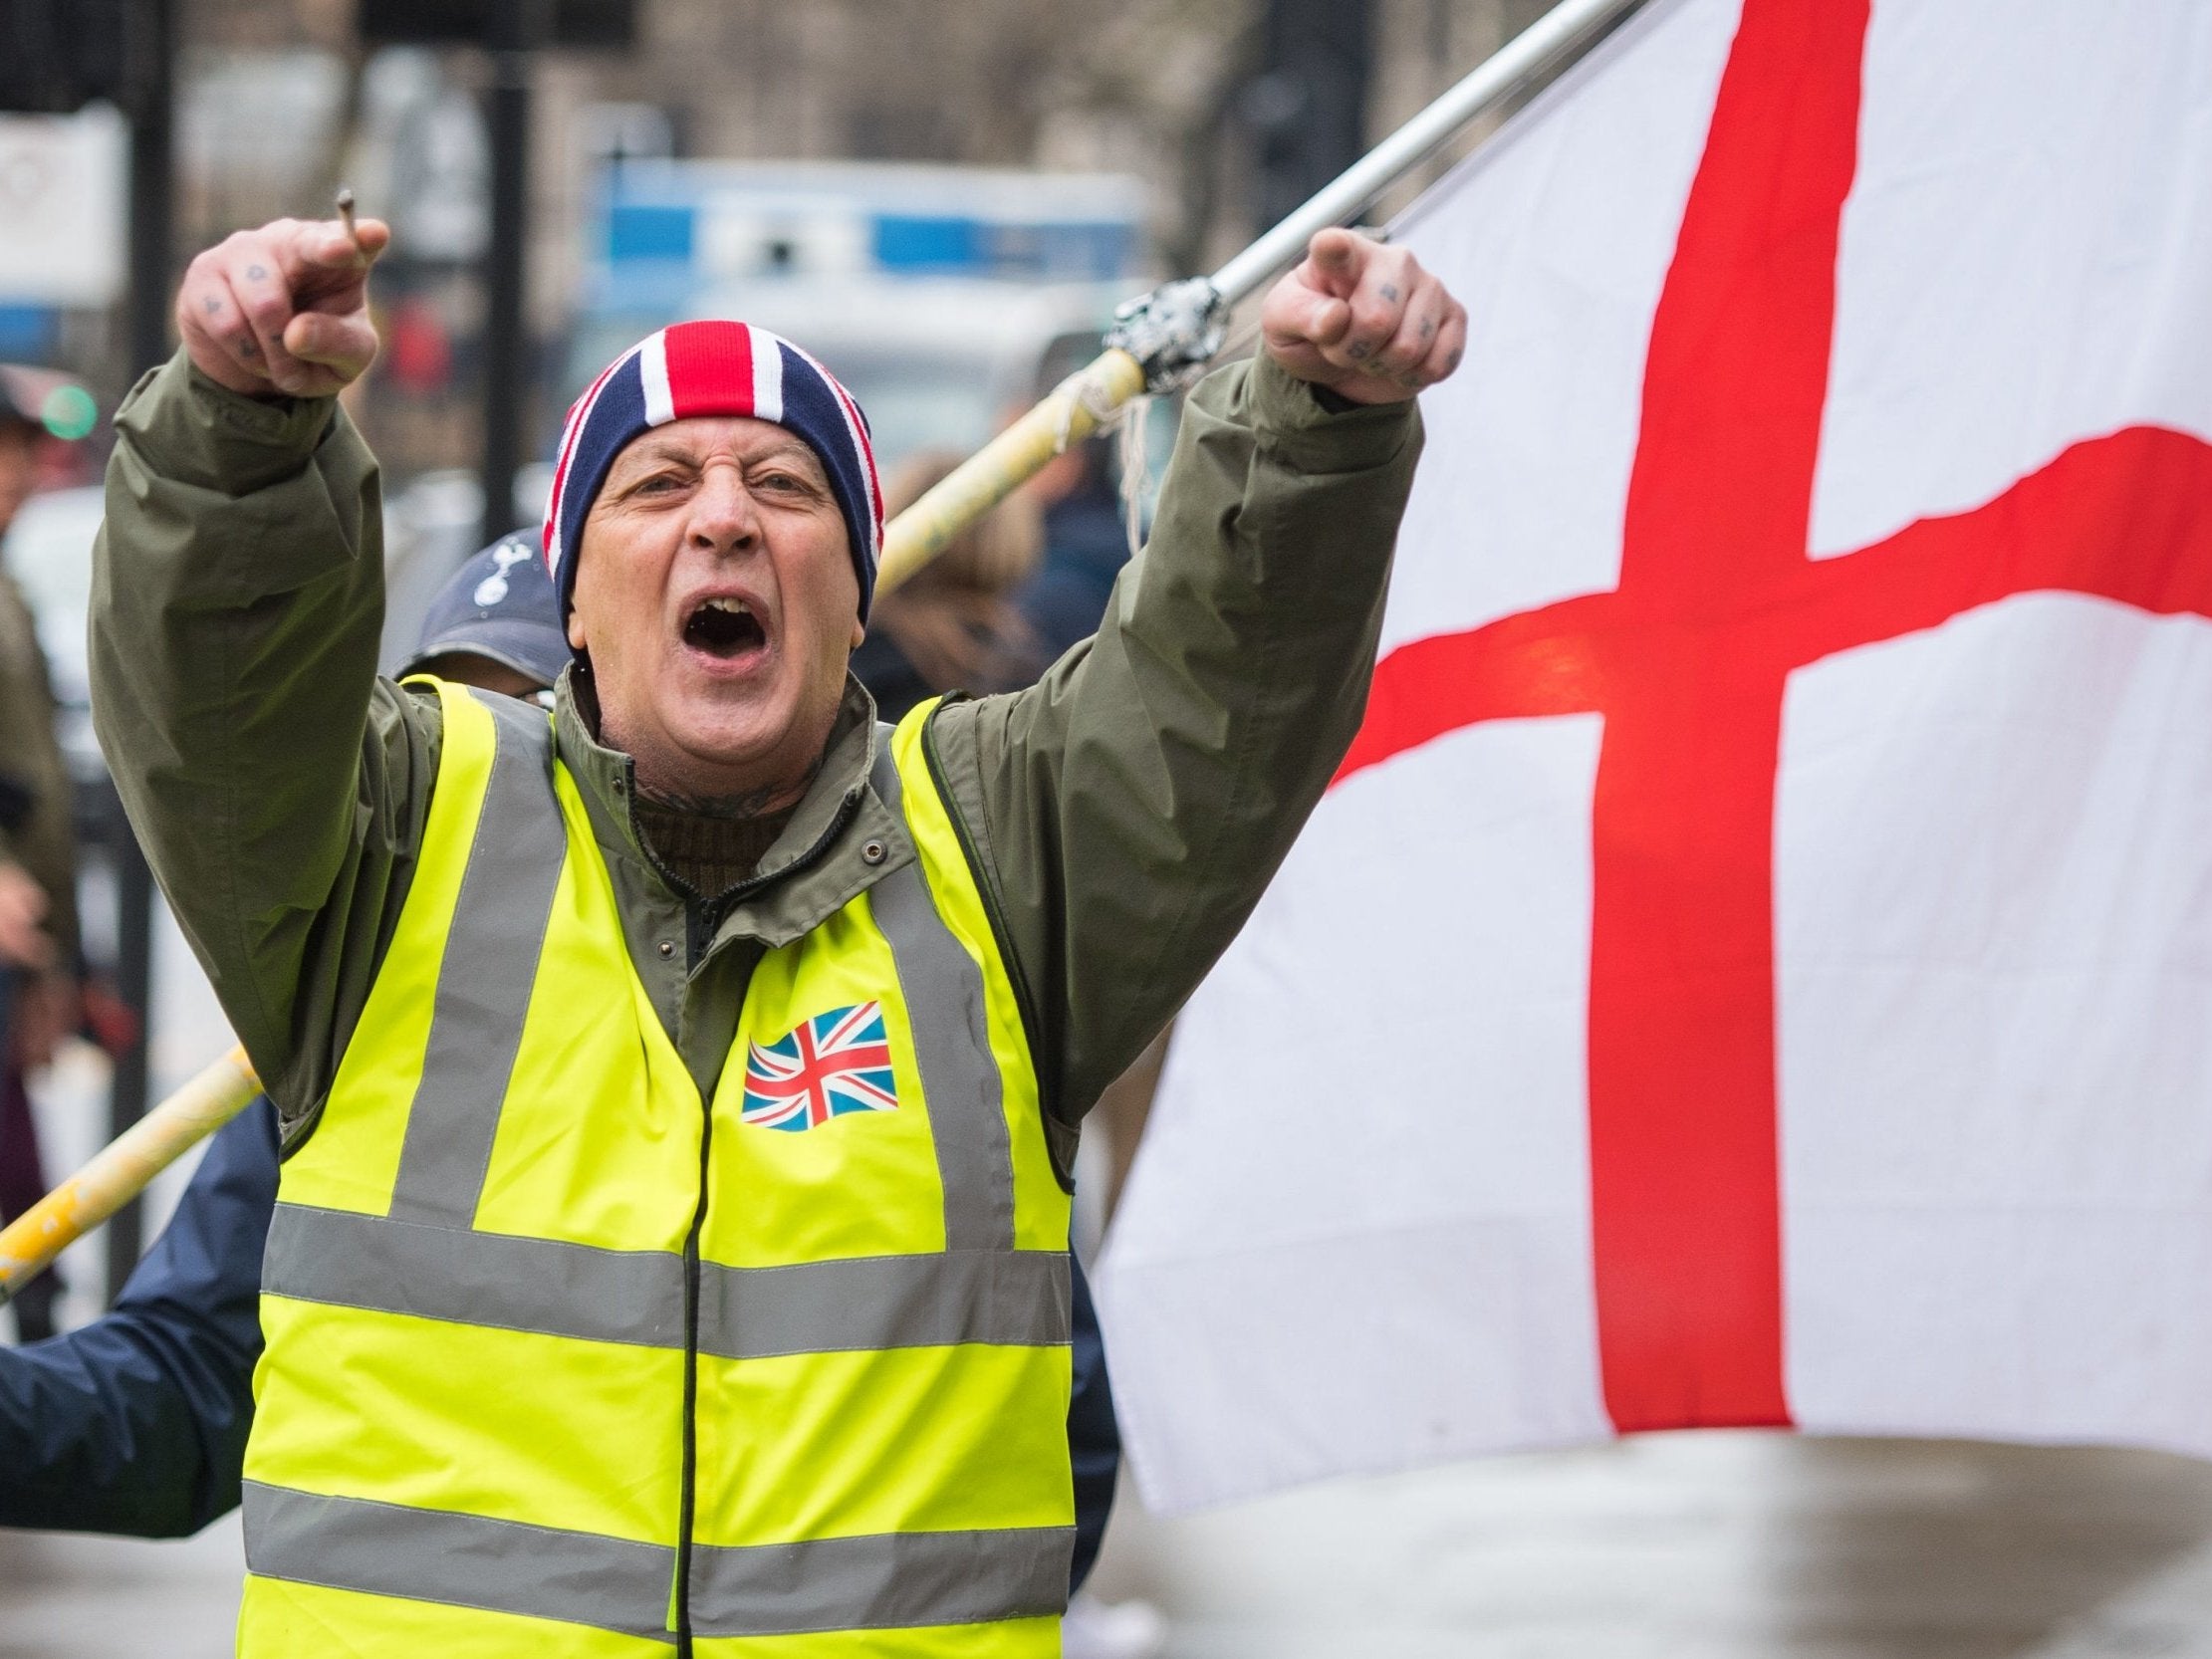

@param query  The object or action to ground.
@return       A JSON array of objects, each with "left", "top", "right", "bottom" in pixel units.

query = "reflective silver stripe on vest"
[
  {"left": 263, "top": 1203, "right": 686, "bottom": 1347},
  {"left": 266, "top": 1207, "right": 1063, "bottom": 1355},
  {"left": 698, "top": 1247, "right": 1069, "bottom": 1359},
  {"left": 247, "top": 1481, "right": 1070, "bottom": 1641},
  {"left": 688, "top": 1524, "right": 1075, "bottom": 1637},
  {"left": 242, "top": 1482, "right": 677, "bottom": 1643},
  {"left": 388, "top": 690, "right": 568, "bottom": 1229},
  {"left": 866, "top": 741, "right": 1018, "bottom": 1255}
]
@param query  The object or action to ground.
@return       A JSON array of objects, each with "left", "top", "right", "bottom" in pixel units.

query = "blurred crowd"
[{"left": 0, "top": 365, "right": 111, "bottom": 1343}]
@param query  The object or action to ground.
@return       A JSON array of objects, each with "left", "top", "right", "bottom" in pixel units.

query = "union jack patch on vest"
[{"left": 740, "top": 1002, "right": 899, "bottom": 1131}]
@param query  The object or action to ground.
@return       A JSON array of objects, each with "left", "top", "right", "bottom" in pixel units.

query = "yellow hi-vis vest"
[{"left": 238, "top": 682, "right": 1075, "bottom": 1658}]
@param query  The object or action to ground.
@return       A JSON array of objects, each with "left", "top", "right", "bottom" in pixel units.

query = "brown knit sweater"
[{"left": 634, "top": 798, "right": 797, "bottom": 904}]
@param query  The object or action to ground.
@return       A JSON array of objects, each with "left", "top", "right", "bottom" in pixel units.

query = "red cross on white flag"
[{"left": 1097, "top": 0, "right": 2212, "bottom": 1513}]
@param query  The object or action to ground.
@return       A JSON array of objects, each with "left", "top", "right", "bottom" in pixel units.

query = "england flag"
[{"left": 1096, "top": 0, "right": 2212, "bottom": 1512}]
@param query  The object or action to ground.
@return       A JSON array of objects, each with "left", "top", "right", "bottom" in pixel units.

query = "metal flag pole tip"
[{"left": 1206, "top": 0, "right": 1646, "bottom": 308}]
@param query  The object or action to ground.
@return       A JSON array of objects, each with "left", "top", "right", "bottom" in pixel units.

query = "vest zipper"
[
  {"left": 673, "top": 1078, "right": 711, "bottom": 1657},
  {"left": 654, "top": 761, "right": 868, "bottom": 1650},
  {"left": 671, "top": 888, "right": 725, "bottom": 1656},
  {"left": 667, "top": 794, "right": 856, "bottom": 1652}
]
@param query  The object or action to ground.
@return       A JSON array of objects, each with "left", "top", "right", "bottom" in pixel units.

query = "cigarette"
[{"left": 336, "top": 186, "right": 361, "bottom": 253}]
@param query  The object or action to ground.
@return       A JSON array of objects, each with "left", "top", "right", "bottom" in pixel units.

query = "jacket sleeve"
[
  {"left": 929, "top": 354, "right": 1423, "bottom": 1135},
  {"left": 92, "top": 351, "right": 440, "bottom": 1121},
  {"left": 0, "top": 1101, "right": 276, "bottom": 1537}
]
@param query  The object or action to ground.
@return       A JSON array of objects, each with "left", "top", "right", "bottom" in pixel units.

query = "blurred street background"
[{"left": 8, "top": 0, "right": 2212, "bottom": 1654}]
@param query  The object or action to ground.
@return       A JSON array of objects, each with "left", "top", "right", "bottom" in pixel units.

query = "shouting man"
[{"left": 92, "top": 208, "right": 1461, "bottom": 1654}]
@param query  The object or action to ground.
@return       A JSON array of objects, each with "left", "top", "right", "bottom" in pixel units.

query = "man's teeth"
[{"left": 702, "top": 596, "right": 750, "bottom": 615}]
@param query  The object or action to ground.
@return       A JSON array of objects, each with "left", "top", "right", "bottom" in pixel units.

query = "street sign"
[
  {"left": 0, "top": 108, "right": 126, "bottom": 307},
  {"left": 590, "top": 160, "right": 1149, "bottom": 317}
]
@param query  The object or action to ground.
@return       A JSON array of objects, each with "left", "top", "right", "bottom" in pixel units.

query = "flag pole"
[
  {"left": 875, "top": 0, "right": 1649, "bottom": 593},
  {"left": 1205, "top": 0, "right": 1648, "bottom": 308},
  {"left": 0, "top": 1047, "right": 261, "bottom": 1305},
  {"left": 0, "top": 0, "right": 1649, "bottom": 1302}
]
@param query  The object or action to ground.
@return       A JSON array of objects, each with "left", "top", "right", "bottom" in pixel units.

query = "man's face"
[
  {"left": 569, "top": 415, "right": 862, "bottom": 806},
  {"left": 0, "top": 425, "right": 37, "bottom": 534}
]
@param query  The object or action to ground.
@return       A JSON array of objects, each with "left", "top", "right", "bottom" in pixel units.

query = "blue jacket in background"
[
  {"left": 1016, "top": 480, "right": 1132, "bottom": 663},
  {"left": 0, "top": 1098, "right": 1122, "bottom": 1588},
  {"left": 0, "top": 1099, "right": 271, "bottom": 1537}
]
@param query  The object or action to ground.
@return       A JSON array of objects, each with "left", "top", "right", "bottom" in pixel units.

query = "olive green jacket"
[{"left": 93, "top": 348, "right": 1420, "bottom": 1171}]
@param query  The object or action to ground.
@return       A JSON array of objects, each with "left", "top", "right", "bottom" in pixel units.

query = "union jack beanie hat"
[{"left": 543, "top": 320, "right": 885, "bottom": 626}]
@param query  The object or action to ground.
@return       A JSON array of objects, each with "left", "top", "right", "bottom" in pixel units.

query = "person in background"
[
  {"left": 850, "top": 449, "right": 1048, "bottom": 721},
  {"left": 0, "top": 535, "right": 1125, "bottom": 1600},
  {"left": 0, "top": 365, "right": 89, "bottom": 1342},
  {"left": 406, "top": 532, "right": 567, "bottom": 703},
  {"left": 1012, "top": 346, "right": 1140, "bottom": 667}
]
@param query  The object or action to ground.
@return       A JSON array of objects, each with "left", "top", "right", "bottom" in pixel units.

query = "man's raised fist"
[
  {"left": 177, "top": 215, "right": 390, "bottom": 399},
  {"left": 1260, "top": 226, "right": 1467, "bottom": 406}
]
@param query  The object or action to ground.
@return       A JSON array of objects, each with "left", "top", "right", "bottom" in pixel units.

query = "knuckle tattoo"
[
  {"left": 1380, "top": 283, "right": 1400, "bottom": 303},
  {"left": 246, "top": 264, "right": 268, "bottom": 281}
]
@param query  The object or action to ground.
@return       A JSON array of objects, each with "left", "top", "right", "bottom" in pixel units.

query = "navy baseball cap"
[{"left": 401, "top": 531, "right": 572, "bottom": 690}]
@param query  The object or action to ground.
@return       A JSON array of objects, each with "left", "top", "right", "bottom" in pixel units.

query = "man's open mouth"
[{"left": 683, "top": 595, "right": 767, "bottom": 660}]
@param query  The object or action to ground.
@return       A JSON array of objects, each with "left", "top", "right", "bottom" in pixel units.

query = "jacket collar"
[{"left": 551, "top": 665, "right": 914, "bottom": 953}]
